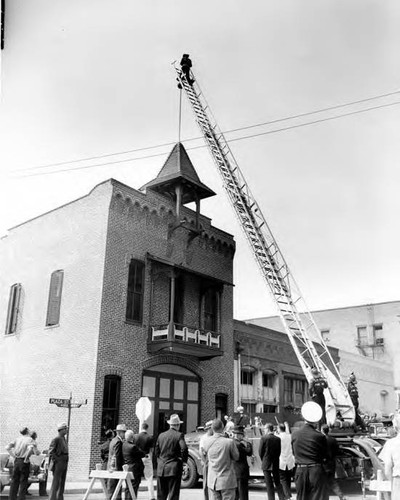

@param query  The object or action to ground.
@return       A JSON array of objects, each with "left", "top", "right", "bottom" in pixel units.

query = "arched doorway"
[{"left": 142, "top": 364, "right": 200, "bottom": 436}]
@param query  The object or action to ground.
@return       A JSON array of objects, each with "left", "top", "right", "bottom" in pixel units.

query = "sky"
[{"left": 0, "top": 0, "right": 399, "bottom": 320}]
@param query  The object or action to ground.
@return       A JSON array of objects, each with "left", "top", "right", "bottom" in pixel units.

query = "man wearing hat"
[
  {"left": 291, "top": 402, "right": 328, "bottom": 500},
  {"left": 107, "top": 424, "right": 126, "bottom": 500},
  {"left": 203, "top": 419, "right": 239, "bottom": 500},
  {"left": 180, "top": 54, "right": 194, "bottom": 85},
  {"left": 309, "top": 367, "right": 328, "bottom": 425},
  {"left": 232, "top": 425, "right": 253, "bottom": 500},
  {"left": 155, "top": 414, "right": 188, "bottom": 500},
  {"left": 48, "top": 423, "right": 69, "bottom": 500}
]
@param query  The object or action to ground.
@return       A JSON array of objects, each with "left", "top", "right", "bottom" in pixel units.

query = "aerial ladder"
[{"left": 174, "top": 60, "right": 355, "bottom": 426}]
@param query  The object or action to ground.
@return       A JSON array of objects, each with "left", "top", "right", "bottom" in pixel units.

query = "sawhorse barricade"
[{"left": 82, "top": 470, "right": 136, "bottom": 500}]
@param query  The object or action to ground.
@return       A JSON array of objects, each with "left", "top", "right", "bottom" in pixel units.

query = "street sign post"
[
  {"left": 49, "top": 393, "right": 87, "bottom": 443},
  {"left": 135, "top": 397, "right": 152, "bottom": 424}
]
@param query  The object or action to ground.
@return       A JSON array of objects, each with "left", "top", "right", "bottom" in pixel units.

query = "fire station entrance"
[{"left": 142, "top": 364, "right": 200, "bottom": 437}]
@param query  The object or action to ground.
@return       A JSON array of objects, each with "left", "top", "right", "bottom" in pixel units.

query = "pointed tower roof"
[{"left": 141, "top": 142, "right": 215, "bottom": 204}]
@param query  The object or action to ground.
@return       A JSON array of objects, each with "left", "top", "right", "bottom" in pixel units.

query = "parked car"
[
  {"left": 0, "top": 453, "right": 49, "bottom": 495},
  {"left": 182, "top": 425, "right": 385, "bottom": 492}
]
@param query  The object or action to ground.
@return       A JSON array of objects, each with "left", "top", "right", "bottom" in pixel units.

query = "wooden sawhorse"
[{"left": 82, "top": 470, "right": 136, "bottom": 500}]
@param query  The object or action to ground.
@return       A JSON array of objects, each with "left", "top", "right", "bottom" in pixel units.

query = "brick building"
[
  {"left": 0, "top": 143, "right": 236, "bottom": 478},
  {"left": 248, "top": 300, "right": 400, "bottom": 416},
  {"left": 233, "top": 320, "right": 340, "bottom": 426}
]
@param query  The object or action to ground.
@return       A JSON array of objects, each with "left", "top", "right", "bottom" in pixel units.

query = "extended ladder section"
[{"left": 175, "top": 65, "right": 355, "bottom": 425}]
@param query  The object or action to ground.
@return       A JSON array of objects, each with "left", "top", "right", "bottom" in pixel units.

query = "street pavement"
[{"left": 0, "top": 480, "right": 380, "bottom": 500}]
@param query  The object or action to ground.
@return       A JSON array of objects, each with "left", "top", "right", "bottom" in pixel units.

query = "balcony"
[{"left": 148, "top": 323, "right": 223, "bottom": 359}]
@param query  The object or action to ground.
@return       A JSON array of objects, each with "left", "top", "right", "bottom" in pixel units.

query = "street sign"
[
  {"left": 49, "top": 398, "right": 70, "bottom": 407},
  {"left": 135, "top": 397, "right": 152, "bottom": 421}
]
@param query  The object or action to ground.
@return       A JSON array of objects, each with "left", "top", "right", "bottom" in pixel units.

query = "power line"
[
  {"left": 13, "top": 89, "right": 400, "bottom": 174},
  {"left": 14, "top": 98, "right": 400, "bottom": 179}
]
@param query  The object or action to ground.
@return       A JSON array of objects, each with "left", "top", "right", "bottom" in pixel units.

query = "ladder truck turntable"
[{"left": 174, "top": 59, "right": 355, "bottom": 427}]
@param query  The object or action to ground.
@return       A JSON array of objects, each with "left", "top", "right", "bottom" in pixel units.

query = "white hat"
[
  {"left": 116, "top": 424, "right": 127, "bottom": 431},
  {"left": 167, "top": 414, "right": 183, "bottom": 425},
  {"left": 301, "top": 401, "right": 323, "bottom": 423},
  {"left": 57, "top": 422, "right": 68, "bottom": 431}
]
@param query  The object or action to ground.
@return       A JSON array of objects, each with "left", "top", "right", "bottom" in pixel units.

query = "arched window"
[
  {"left": 5, "top": 283, "right": 22, "bottom": 334},
  {"left": 46, "top": 270, "right": 63, "bottom": 326},
  {"left": 101, "top": 375, "right": 121, "bottom": 438}
]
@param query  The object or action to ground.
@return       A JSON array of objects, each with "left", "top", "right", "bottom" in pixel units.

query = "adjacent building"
[{"left": 247, "top": 300, "right": 400, "bottom": 416}]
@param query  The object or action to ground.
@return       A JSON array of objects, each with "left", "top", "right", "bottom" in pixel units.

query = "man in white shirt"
[
  {"left": 277, "top": 423, "right": 295, "bottom": 500},
  {"left": 6, "top": 427, "right": 34, "bottom": 500},
  {"left": 380, "top": 413, "right": 400, "bottom": 500}
]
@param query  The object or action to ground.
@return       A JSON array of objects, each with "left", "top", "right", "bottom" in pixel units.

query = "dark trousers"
[
  {"left": 9, "top": 458, "right": 30, "bottom": 500},
  {"left": 125, "top": 465, "right": 143, "bottom": 499},
  {"left": 108, "top": 478, "right": 121, "bottom": 500},
  {"left": 235, "top": 478, "right": 249, "bottom": 500},
  {"left": 294, "top": 464, "right": 327, "bottom": 500},
  {"left": 49, "top": 459, "right": 68, "bottom": 500},
  {"left": 157, "top": 474, "right": 182, "bottom": 500},
  {"left": 326, "top": 470, "right": 344, "bottom": 499},
  {"left": 263, "top": 468, "right": 285, "bottom": 500},
  {"left": 279, "top": 467, "right": 293, "bottom": 499}
]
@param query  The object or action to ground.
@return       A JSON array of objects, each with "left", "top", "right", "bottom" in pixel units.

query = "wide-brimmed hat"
[
  {"left": 167, "top": 414, "right": 183, "bottom": 425},
  {"left": 204, "top": 420, "right": 213, "bottom": 430},
  {"left": 116, "top": 424, "right": 127, "bottom": 432},
  {"left": 301, "top": 402, "right": 322, "bottom": 423},
  {"left": 57, "top": 422, "right": 68, "bottom": 431}
]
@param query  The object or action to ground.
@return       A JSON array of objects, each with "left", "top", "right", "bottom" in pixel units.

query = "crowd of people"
[{"left": 5, "top": 403, "right": 400, "bottom": 500}]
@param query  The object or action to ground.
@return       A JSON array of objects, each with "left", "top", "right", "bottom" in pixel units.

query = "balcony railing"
[{"left": 151, "top": 323, "right": 220, "bottom": 348}]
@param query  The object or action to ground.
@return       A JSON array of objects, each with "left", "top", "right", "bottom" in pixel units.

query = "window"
[
  {"left": 373, "top": 324, "right": 383, "bottom": 345},
  {"left": 284, "top": 378, "right": 293, "bottom": 405},
  {"left": 5, "top": 283, "right": 22, "bottom": 334},
  {"left": 357, "top": 326, "right": 368, "bottom": 346},
  {"left": 126, "top": 260, "right": 145, "bottom": 322},
  {"left": 263, "top": 373, "right": 274, "bottom": 388},
  {"left": 263, "top": 404, "right": 277, "bottom": 413},
  {"left": 101, "top": 375, "right": 121, "bottom": 438},
  {"left": 171, "top": 274, "right": 184, "bottom": 325},
  {"left": 46, "top": 270, "right": 63, "bottom": 326},
  {"left": 243, "top": 403, "right": 256, "bottom": 415},
  {"left": 321, "top": 329, "right": 330, "bottom": 342},
  {"left": 241, "top": 370, "right": 254, "bottom": 385},
  {"left": 203, "top": 287, "right": 218, "bottom": 332},
  {"left": 284, "top": 376, "right": 306, "bottom": 407}
]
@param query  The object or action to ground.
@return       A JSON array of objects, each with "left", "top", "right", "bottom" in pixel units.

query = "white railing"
[{"left": 151, "top": 324, "right": 220, "bottom": 348}]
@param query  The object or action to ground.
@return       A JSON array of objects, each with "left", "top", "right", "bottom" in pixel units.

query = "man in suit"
[
  {"left": 48, "top": 423, "right": 69, "bottom": 500},
  {"left": 232, "top": 425, "right": 253, "bottom": 500},
  {"left": 259, "top": 424, "right": 285, "bottom": 500},
  {"left": 135, "top": 422, "right": 155, "bottom": 500},
  {"left": 203, "top": 418, "right": 239, "bottom": 500},
  {"left": 154, "top": 414, "right": 188, "bottom": 500},
  {"left": 122, "top": 430, "right": 145, "bottom": 498},
  {"left": 107, "top": 424, "right": 126, "bottom": 500},
  {"left": 291, "top": 402, "right": 328, "bottom": 500}
]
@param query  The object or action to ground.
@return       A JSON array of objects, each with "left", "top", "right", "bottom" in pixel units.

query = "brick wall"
[
  {"left": 89, "top": 180, "right": 235, "bottom": 468},
  {"left": 0, "top": 181, "right": 113, "bottom": 479}
]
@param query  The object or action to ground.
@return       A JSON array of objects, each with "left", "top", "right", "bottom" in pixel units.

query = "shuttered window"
[
  {"left": 126, "top": 260, "right": 144, "bottom": 322},
  {"left": 46, "top": 270, "right": 64, "bottom": 326},
  {"left": 5, "top": 283, "right": 22, "bottom": 334}
]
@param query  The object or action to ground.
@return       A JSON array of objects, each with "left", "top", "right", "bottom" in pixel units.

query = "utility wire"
[
  {"left": 14, "top": 98, "right": 400, "bottom": 179},
  {"left": 13, "top": 89, "right": 400, "bottom": 174}
]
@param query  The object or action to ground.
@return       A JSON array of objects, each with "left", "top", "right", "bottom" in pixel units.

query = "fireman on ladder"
[
  {"left": 347, "top": 372, "right": 366, "bottom": 430},
  {"left": 180, "top": 54, "right": 194, "bottom": 85},
  {"left": 309, "top": 367, "right": 328, "bottom": 425}
]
